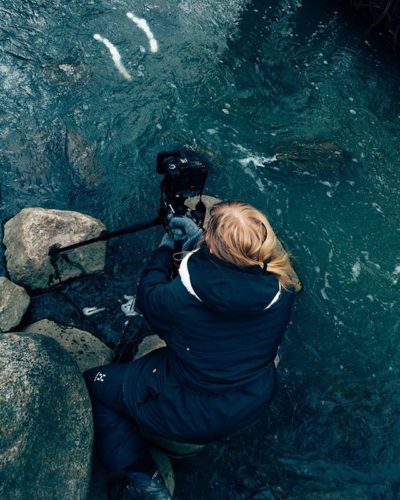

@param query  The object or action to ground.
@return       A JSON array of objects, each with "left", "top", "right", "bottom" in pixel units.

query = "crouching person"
[{"left": 84, "top": 201, "right": 300, "bottom": 499}]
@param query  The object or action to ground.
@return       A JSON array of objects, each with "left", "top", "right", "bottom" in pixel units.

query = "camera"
[
  {"left": 157, "top": 149, "right": 208, "bottom": 219},
  {"left": 49, "top": 148, "right": 209, "bottom": 258}
]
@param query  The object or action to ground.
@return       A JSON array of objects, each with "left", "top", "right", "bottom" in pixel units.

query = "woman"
[{"left": 84, "top": 201, "right": 300, "bottom": 499}]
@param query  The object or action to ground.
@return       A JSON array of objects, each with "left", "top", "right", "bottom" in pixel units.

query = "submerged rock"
[
  {"left": 0, "top": 333, "right": 92, "bottom": 499},
  {"left": 0, "top": 277, "right": 30, "bottom": 332},
  {"left": 22, "top": 319, "right": 113, "bottom": 372},
  {"left": 66, "top": 130, "right": 105, "bottom": 188},
  {"left": 274, "top": 141, "right": 349, "bottom": 165},
  {"left": 42, "top": 62, "right": 92, "bottom": 86},
  {"left": 3, "top": 207, "right": 106, "bottom": 290},
  {"left": 57, "top": 63, "right": 91, "bottom": 83}
]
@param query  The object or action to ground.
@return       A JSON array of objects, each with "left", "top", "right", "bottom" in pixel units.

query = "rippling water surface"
[{"left": 1, "top": 0, "right": 400, "bottom": 497}]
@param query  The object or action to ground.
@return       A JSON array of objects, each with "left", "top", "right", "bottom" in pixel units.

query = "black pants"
[{"left": 84, "top": 364, "right": 154, "bottom": 474}]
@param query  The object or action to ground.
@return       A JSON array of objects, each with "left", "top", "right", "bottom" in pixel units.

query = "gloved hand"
[
  {"left": 159, "top": 216, "right": 203, "bottom": 251},
  {"left": 170, "top": 216, "right": 203, "bottom": 251},
  {"left": 159, "top": 232, "right": 175, "bottom": 249}
]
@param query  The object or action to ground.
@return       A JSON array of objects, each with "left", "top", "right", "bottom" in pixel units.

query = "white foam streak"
[
  {"left": 351, "top": 260, "right": 361, "bottom": 281},
  {"left": 392, "top": 264, "right": 400, "bottom": 285},
  {"left": 93, "top": 33, "right": 132, "bottom": 80},
  {"left": 238, "top": 154, "right": 278, "bottom": 168},
  {"left": 127, "top": 12, "right": 158, "bottom": 53}
]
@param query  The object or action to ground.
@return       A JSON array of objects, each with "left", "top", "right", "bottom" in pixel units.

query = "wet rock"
[
  {"left": 276, "top": 141, "right": 347, "bottom": 162},
  {"left": 3, "top": 207, "right": 107, "bottom": 290},
  {"left": 0, "top": 333, "right": 92, "bottom": 499},
  {"left": 135, "top": 334, "right": 166, "bottom": 359},
  {"left": 22, "top": 319, "right": 113, "bottom": 372},
  {"left": 42, "top": 62, "right": 92, "bottom": 86},
  {"left": 238, "top": 141, "right": 349, "bottom": 180},
  {"left": 0, "top": 277, "right": 30, "bottom": 332},
  {"left": 58, "top": 63, "right": 91, "bottom": 83},
  {"left": 66, "top": 130, "right": 105, "bottom": 188}
]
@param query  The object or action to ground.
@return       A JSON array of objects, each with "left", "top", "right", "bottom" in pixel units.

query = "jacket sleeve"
[{"left": 136, "top": 246, "right": 179, "bottom": 336}]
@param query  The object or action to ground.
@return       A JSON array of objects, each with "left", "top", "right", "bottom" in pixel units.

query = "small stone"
[{"left": 0, "top": 277, "right": 30, "bottom": 332}]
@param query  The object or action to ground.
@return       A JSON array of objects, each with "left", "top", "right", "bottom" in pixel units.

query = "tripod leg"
[{"left": 113, "top": 316, "right": 145, "bottom": 363}]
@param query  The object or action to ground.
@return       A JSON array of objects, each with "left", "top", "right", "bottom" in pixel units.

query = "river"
[{"left": 1, "top": 0, "right": 399, "bottom": 498}]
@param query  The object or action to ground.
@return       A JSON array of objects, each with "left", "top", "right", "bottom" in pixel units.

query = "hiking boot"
[
  {"left": 127, "top": 470, "right": 172, "bottom": 499},
  {"left": 109, "top": 470, "right": 172, "bottom": 500}
]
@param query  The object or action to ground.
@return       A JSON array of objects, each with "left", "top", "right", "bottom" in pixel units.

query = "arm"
[
  {"left": 136, "top": 246, "right": 177, "bottom": 336},
  {"left": 137, "top": 216, "right": 201, "bottom": 335}
]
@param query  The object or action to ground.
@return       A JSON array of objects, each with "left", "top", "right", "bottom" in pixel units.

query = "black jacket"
[{"left": 126, "top": 245, "right": 294, "bottom": 444}]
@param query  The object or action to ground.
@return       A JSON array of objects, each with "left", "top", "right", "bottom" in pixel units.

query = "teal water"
[{"left": 1, "top": 0, "right": 400, "bottom": 497}]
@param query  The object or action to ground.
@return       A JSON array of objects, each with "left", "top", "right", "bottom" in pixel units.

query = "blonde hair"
[{"left": 204, "top": 201, "right": 301, "bottom": 292}]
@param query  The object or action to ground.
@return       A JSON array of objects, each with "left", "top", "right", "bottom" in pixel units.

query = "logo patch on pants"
[{"left": 94, "top": 371, "right": 106, "bottom": 382}]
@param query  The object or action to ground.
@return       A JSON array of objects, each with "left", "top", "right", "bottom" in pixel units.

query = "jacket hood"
[{"left": 179, "top": 247, "right": 281, "bottom": 316}]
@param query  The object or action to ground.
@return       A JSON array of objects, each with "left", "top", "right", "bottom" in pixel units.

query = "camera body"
[
  {"left": 157, "top": 150, "right": 208, "bottom": 202},
  {"left": 157, "top": 150, "right": 208, "bottom": 219}
]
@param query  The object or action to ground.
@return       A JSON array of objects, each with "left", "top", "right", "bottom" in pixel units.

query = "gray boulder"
[
  {"left": 22, "top": 319, "right": 113, "bottom": 372},
  {"left": 0, "top": 333, "right": 93, "bottom": 500},
  {"left": 0, "top": 277, "right": 30, "bottom": 332},
  {"left": 3, "top": 208, "right": 106, "bottom": 289}
]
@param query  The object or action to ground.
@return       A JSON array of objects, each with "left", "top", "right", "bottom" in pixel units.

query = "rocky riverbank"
[
  {"left": 0, "top": 207, "right": 112, "bottom": 498},
  {"left": 0, "top": 201, "right": 218, "bottom": 499}
]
